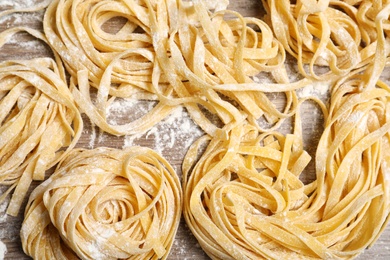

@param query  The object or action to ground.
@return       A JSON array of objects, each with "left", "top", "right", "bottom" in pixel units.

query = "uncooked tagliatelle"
[
  {"left": 0, "top": 27, "right": 83, "bottom": 216},
  {"left": 183, "top": 73, "right": 390, "bottom": 259},
  {"left": 0, "top": 0, "right": 388, "bottom": 259},
  {"left": 43, "top": 0, "right": 311, "bottom": 137},
  {"left": 262, "top": 0, "right": 390, "bottom": 81},
  {"left": 21, "top": 147, "right": 182, "bottom": 260}
]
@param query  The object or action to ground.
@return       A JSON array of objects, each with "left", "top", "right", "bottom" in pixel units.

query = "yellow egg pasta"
[
  {"left": 43, "top": 0, "right": 311, "bottom": 137},
  {"left": 351, "top": 0, "right": 390, "bottom": 45},
  {"left": 0, "top": 27, "right": 83, "bottom": 216},
  {"left": 0, "top": 0, "right": 389, "bottom": 259},
  {"left": 182, "top": 74, "right": 390, "bottom": 259},
  {"left": 262, "top": 0, "right": 390, "bottom": 81},
  {"left": 21, "top": 147, "right": 182, "bottom": 260}
]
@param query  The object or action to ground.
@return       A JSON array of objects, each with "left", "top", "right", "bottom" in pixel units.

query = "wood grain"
[{"left": 0, "top": 1, "right": 389, "bottom": 259}]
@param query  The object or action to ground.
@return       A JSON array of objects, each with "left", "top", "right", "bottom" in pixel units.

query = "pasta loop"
[
  {"left": 43, "top": 0, "right": 307, "bottom": 137},
  {"left": 0, "top": 28, "right": 83, "bottom": 216},
  {"left": 263, "top": 0, "right": 363, "bottom": 80},
  {"left": 183, "top": 77, "right": 390, "bottom": 258},
  {"left": 21, "top": 147, "right": 182, "bottom": 259}
]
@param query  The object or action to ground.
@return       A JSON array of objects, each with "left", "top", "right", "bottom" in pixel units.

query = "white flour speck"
[
  {"left": 344, "top": 111, "right": 364, "bottom": 124},
  {"left": 123, "top": 132, "right": 143, "bottom": 148},
  {"left": 0, "top": 202, "right": 7, "bottom": 223},
  {"left": 89, "top": 123, "right": 96, "bottom": 148},
  {"left": 0, "top": 240, "right": 6, "bottom": 260},
  {"left": 297, "top": 80, "right": 330, "bottom": 98},
  {"left": 122, "top": 106, "right": 204, "bottom": 174}
]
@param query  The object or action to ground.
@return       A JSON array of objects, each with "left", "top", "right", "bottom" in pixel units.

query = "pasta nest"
[
  {"left": 43, "top": 0, "right": 308, "bottom": 137},
  {"left": 182, "top": 73, "right": 390, "bottom": 259},
  {"left": 0, "top": 57, "right": 82, "bottom": 216},
  {"left": 21, "top": 147, "right": 182, "bottom": 259},
  {"left": 262, "top": 0, "right": 390, "bottom": 80}
]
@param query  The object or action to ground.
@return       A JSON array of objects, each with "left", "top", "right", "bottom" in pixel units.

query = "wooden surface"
[{"left": 0, "top": 0, "right": 390, "bottom": 259}]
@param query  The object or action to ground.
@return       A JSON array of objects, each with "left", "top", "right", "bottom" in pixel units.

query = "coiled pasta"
[
  {"left": 43, "top": 0, "right": 309, "bottom": 137},
  {"left": 262, "top": 0, "right": 390, "bottom": 81},
  {"left": 21, "top": 147, "right": 182, "bottom": 259},
  {"left": 0, "top": 27, "right": 82, "bottom": 216},
  {"left": 183, "top": 74, "right": 390, "bottom": 258}
]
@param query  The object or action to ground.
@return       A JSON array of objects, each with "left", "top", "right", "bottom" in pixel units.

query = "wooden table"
[{"left": 0, "top": 0, "right": 389, "bottom": 259}]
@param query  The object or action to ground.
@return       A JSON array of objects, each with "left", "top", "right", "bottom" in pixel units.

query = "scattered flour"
[
  {"left": 0, "top": 202, "right": 8, "bottom": 259},
  {"left": 7, "top": 36, "right": 47, "bottom": 51},
  {"left": 0, "top": 202, "right": 7, "bottom": 223},
  {"left": 123, "top": 131, "right": 144, "bottom": 148},
  {"left": 0, "top": 11, "right": 43, "bottom": 25},
  {"left": 106, "top": 97, "right": 156, "bottom": 126},
  {"left": 0, "top": 0, "right": 37, "bottom": 8},
  {"left": 104, "top": 97, "right": 205, "bottom": 173},
  {"left": 173, "top": 239, "right": 187, "bottom": 256},
  {"left": 0, "top": 240, "right": 6, "bottom": 260},
  {"left": 89, "top": 122, "right": 97, "bottom": 148},
  {"left": 0, "top": 1, "right": 45, "bottom": 62},
  {"left": 0, "top": 1, "right": 23, "bottom": 8},
  {"left": 123, "top": 106, "right": 204, "bottom": 157},
  {"left": 297, "top": 80, "right": 331, "bottom": 98}
]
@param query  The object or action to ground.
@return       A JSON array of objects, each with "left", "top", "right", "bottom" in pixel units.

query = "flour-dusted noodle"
[
  {"left": 183, "top": 75, "right": 390, "bottom": 258},
  {"left": 312, "top": 73, "right": 390, "bottom": 257},
  {"left": 162, "top": 1, "right": 304, "bottom": 134},
  {"left": 0, "top": 0, "right": 388, "bottom": 259},
  {"left": 262, "top": 0, "right": 390, "bottom": 81},
  {"left": 183, "top": 123, "right": 319, "bottom": 259},
  {"left": 262, "top": 0, "right": 363, "bottom": 80},
  {"left": 352, "top": 0, "right": 390, "bottom": 45},
  {"left": 21, "top": 147, "right": 182, "bottom": 260},
  {"left": 361, "top": 3, "right": 390, "bottom": 90},
  {"left": 43, "top": 0, "right": 309, "bottom": 137},
  {"left": 324, "top": 1, "right": 390, "bottom": 90},
  {"left": 0, "top": 27, "right": 83, "bottom": 216}
]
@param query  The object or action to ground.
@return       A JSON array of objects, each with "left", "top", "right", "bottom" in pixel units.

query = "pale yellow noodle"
[
  {"left": 263, "top": 0, "right": 364, "bottom": 80},
  {"left": 183, "top": 74, "right": 390, "bottom": 259},
  {"left": 43, "top": 0, "right": 309, "bottom": 137},
  {"left": 2, "top": 0, "right": 389, "bottom": 259},
  {"left": 0, "top": 27, "right": 83, "bottom": 216},
  {"left": 21, "top": 147, "right": 182, "bottom": 260}
]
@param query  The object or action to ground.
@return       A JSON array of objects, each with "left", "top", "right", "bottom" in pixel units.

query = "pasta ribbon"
[
  {"left": 351, "top": 0, "right": 390, "bottom": 45},
  {"left": 43, "top": 0, "right": 307, "bottom": 137},
  {"left": 0, "top": 27, "right": 83, "bottom": 216},
  {"left": 262, "top": 0, "right": 390, "bottom": 81},
  {"left": 183, "top": 75, "right": 390, "bottom": 258},
  {"left": 21, "top": 147, "right": 182, "bottom": 259},
  {"left": 0, "top": 0, "right": 388, "bottom": 258}
]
